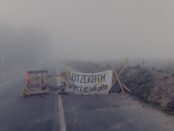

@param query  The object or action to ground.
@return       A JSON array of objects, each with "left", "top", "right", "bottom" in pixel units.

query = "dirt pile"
[{"left": 121, "top": 66, "right": 174, "bottom": 114}]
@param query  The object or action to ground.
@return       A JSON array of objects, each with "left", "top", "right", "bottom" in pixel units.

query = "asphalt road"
[
  {"left": 0, "top": 69, "right": 59, "bottom": 131},
  {"left": 0, "top": 68, "right": 174, "bottom": 131},
  {"left": 62, "top": 94, "right": 174, "bottom": 131}
]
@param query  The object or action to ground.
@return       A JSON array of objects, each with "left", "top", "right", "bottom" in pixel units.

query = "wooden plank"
[
  {"left": 112, "top": 64, "right": 125, "bottom": 94},
  {"left": 111, "top": 63, "right": 126, "bottom": 89},
  {"left": 122, "top": 84, "right": 131, "bottom": 93}
]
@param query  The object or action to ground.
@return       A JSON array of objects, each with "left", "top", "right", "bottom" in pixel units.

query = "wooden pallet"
[{"left": 22, "top": 87, "right": 49, "bottom": 96}]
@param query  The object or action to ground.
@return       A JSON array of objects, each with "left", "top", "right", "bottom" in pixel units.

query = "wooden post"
[
  {"left": 111, "top": 62, "right": 126, "bottom": 89},
  {"left": 112, "top": 65, "right": 125, "bottom": 94},
  {"left": 122, "top": 84, "right": 131, "bottom": 93}
]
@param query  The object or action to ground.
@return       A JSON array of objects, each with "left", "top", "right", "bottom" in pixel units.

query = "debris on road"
[
  {"left": 22, "top": 70, "right": 49, "bottom": 96},
  {"left": 21, "top": 63, "right": 130, "bottom": 96}
]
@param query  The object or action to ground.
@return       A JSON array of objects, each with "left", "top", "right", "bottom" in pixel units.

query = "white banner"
[{"left": 66, "top": 70, "right": 113, "bottom": 95}]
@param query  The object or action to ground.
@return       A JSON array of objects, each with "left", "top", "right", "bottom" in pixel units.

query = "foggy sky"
[
  {"left": 0, "top": 0, "right": 174, "bottom": 61},
  {"left": 0, "top": 25, "right": 51, "bottom": 66}
]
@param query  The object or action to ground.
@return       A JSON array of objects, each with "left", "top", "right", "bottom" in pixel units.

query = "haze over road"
[
  {"left": 0, "top": 67, "right": 174, "bottom": 131},
  {"left": 1, "top": 0, "right": 174, "bottom": 61}
]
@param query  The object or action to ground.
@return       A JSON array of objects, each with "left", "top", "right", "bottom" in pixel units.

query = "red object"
[{"left": 25, "top": 72, "right": 30, "bottom": 85}]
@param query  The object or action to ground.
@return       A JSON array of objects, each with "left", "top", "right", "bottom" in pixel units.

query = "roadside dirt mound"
[{"left": 121, "top": 66, "right": 174, "bottom": 114}]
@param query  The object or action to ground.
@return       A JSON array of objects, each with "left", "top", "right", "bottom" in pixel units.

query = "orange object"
[{"left": 25, "top": 72, "right": 29, "bottom": 81}]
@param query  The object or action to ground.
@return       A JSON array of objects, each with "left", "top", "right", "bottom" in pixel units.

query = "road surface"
[
  {"left": 0, "top": 68, "right": 59, "bottom": 131},
  {"left": 0, "top": 68, "right": 174, "bottom": 131}
]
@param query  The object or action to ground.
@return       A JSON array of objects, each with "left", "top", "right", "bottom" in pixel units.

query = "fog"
[
  {"left": 0, "top": 24, "right": 51, "bottom": 67},
  {"left": 0, "top": 0, "right": 174, "bottom": 63}
]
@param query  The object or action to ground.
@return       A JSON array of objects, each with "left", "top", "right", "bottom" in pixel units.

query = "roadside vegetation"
[{"left": 121, "top": 65, "right": 174, "bottom": 114}]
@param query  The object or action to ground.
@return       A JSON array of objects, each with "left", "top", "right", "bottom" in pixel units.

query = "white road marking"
[
  {"left": 0, "top": 76, "right": 21, "bottom": 88},
  {"left": 58, "top": 95, "right": 66, "bottom": 131}
]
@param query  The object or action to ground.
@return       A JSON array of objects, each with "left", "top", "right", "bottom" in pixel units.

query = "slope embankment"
[{"left": 121, "top": 66, "right": 174, "bottom": 114}]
